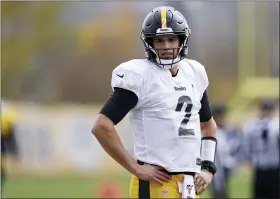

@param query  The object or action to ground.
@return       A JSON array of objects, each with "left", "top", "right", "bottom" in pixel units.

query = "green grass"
[{"left": 3, "top": 167, "right": 252, "bottom": 198}]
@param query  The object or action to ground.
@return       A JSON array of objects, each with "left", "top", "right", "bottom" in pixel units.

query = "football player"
[
  {"left": 92, "top": 6, "right": 217, "bottom": 198},
  {"left": 1, "top": 101, "right": 18, "bottom": 197},
  {"left": 241, "top": 99, "right": 279, "bottom": 199}
]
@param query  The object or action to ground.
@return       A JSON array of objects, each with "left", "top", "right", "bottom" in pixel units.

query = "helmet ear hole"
[
  {"left": 179, "top": 35, "right": 186, "bottom": 46},
  {"left": 146, "top": 38, "right": 154, "bottom": 47}
]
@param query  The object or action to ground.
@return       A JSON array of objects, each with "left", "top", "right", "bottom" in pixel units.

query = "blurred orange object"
[{"left": 96, "top": 181, "right": 123, "bottom": 198}]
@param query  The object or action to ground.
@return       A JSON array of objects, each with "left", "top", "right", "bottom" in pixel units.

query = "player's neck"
[{"left": 169, "top": 65, "right": 179, "bottom": 77}]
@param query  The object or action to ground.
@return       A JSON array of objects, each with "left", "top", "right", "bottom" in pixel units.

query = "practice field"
[{"left": 3, "top": 166, "right": 252, "bottom": 198}]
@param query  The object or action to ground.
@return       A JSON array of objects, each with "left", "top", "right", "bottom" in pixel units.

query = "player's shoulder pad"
[
  {"left": 113, "top": 59, "right": 150, "bottom": 76},
  {"left": 111, "top": 59, "right": 150, "bottom": 98},
  {"left": 184, "top": 59, "right": 209, "bottom": 91}
]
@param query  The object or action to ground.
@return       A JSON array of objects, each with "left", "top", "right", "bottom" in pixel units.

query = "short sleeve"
[
  {"left": 111, "top": 68, "right": 144, "bottom": 99},
  {"left": 188, "top": 59, "right": 209, "bottom": 97},
  {"left": 195, "top": 61, "right": 209, "bottom": 92}
]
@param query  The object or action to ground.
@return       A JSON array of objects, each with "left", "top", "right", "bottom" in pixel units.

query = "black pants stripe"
[{"left": 139, "top": 179, "right": 150, "bottom": 199}]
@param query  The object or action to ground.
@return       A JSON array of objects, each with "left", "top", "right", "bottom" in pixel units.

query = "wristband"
[
  {"left": 201, "top": 137, "right": 217, "bottom": 162},
  {"left": 201, "top": 137, "right": 217, "bottom": 175},
  {"left": 201, "top": 160, "right": 217, "bottom": 175}
]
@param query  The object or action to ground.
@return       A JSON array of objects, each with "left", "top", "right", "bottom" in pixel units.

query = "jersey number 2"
[{"left": 175, "top": 96, "right": 195, "bottom": 136}]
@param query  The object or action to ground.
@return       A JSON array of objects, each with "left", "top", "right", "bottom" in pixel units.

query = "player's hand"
[
  {"left": 194, "top": 170, "right": 213, "bottom": 195},
  {"left": 135, "top": 164, "right": 172, "bottom": 185}
]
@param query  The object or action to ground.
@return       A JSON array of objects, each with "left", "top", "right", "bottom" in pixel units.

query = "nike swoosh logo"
[{"left": 116, "top": 74, "right": 124, "bottom": 78}]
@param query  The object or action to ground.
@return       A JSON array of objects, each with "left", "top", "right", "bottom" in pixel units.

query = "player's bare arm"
[
  {"left": 195, "top": 91, "right": 218, "bottom": 195},
  {"left": 195, "top": 117, "right": 217, "bottom": 195},
  {"left": 92, "top": 114, "right": 139, "bottom": 175},
  {"left": 201, "top": 117, "right": 217, "bottom": 138},
  {"left": 92, "top": 88, "right": 171, "bottom": 185}
]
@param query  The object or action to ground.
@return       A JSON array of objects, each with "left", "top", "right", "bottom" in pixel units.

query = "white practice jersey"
[
  {"left": 111, "top": 59, "right": 209, "bottom": 173},
  {"left": 241, "top": 117, "right": 279, "bottom": 169}
]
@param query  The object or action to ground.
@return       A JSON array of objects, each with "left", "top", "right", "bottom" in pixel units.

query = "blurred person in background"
[
  {"left": 1, "top": 101, "right": 18, "bottom": 197},
  {"left": 209, "top": 103, "right": 241, "bottom": 198},
  {"left": 241, "top": 99, "right": 279, "bottom": 199},
  {"left": 92, "top": 6, "right": 218, "bottom": 198}
]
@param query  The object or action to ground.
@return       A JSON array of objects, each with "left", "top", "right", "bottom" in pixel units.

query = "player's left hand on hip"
[{"left": 194, "top": 170, "right": 213, "bottom": 195}]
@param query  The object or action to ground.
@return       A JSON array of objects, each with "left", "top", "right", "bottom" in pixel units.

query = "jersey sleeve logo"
[{"left": 116, "top": 74, "right": 124, "bottom": 78}]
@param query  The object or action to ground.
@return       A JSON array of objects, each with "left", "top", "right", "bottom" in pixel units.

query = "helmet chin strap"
[{"left": 156, "top": 57, "right": 182, "bottom": 70}]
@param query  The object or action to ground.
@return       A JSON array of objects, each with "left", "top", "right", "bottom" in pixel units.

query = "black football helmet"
[{"left": 140, "top": 6, "right": 191, "bottom": 69}]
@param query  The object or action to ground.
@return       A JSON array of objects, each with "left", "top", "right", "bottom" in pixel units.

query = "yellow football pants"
[{"left": 129, "top": 174, "right": 199, "bottom": 198}]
